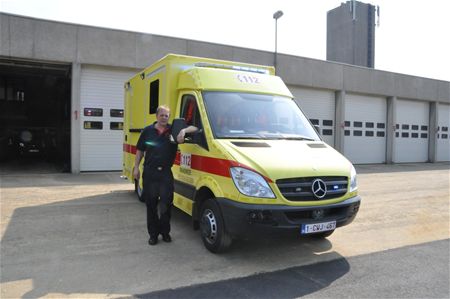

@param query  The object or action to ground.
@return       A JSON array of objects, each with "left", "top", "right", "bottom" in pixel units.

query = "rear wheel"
[
  {"left": 200, "top": 199, "right": 232, "bottom": 253},
  {"left": 134, "top": 179, "right": 145, "bottom": 203}
]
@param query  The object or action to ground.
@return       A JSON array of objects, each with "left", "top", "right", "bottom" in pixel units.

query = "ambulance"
[{"left": 123, "top": 54, "right": 360, "bottom": 253}]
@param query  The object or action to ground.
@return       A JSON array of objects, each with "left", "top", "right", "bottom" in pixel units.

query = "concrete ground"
[{"left": 0, "top": 163, "right": 449, "bottom": 298}]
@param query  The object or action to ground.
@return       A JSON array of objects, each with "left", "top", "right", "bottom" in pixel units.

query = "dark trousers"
[{"left": 142, "top": 167, "right": 174, "bottom": 238}]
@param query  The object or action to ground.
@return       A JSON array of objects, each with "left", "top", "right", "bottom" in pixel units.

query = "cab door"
[{"left": 173, "top": 92, "right": 208, "bottom": 215}]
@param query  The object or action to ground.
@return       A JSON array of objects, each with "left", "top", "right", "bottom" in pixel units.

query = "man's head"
[{"left": 156, "top": 105, "right": 170, "bottom": 127}]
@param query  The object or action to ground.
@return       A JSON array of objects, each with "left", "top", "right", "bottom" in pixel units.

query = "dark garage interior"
[{"left": 0, "top": 59, "right": 71, "bottom": 173}]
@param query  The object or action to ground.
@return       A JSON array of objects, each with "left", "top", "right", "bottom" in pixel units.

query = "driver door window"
[
  {"left": 180, "top": 94, "right": 207, "bottom": 148},
  {"left": 180, "top": 95, "right": 200, "bottom": 128}
]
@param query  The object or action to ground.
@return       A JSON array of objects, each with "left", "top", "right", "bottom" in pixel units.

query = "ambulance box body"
[{"left": 123, "top": 54, "right": 360, "bottom": 253}]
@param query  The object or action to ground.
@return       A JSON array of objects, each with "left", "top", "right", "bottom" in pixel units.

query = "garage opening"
[{"left": 0, "top": 59, "right": 71, "bottom": 173}]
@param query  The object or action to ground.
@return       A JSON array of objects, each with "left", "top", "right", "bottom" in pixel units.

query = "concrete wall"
[{"left": 1, "top": 13, "right": 449, "bottom": 104}]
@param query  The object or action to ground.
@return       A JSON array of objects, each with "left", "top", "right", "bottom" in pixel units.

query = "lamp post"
[{"left": 273, "top": 10, "right": 284, "bottom": 74}]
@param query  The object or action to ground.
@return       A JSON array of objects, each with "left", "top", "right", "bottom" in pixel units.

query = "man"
[{"left": 133, "top": 105, "right": 197, "bottom": 246}]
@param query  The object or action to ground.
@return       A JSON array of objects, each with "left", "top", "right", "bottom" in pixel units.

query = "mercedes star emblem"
[{"left": 312, "top": 179, "right": 327, "bottom": 199}]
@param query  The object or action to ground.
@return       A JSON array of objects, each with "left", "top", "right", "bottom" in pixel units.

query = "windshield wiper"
[
  {"left": 282, "top": 136, "right": 316, "bottom": 141},
  {"left": 217, "top": 135, "right": 262, "bottom": 139},
  {"left": 254, "top": 132, "right": 315, "bottom": 141}
]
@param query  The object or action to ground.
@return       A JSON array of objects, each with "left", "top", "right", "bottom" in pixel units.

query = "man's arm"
[
  {"left": 176, "top": 125, "right": 198, "bottom": 143},
  {"left": 133, "top": 149, "right": 144, "bottom": 180}
]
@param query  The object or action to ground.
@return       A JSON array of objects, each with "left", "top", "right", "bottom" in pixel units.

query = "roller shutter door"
[
  {"left": 290, "top": 87, "right": 335, "bottom": 146},
  {"left": 436, "top": 103, "right": 450, "bottom": 161},
  {"left": 394, "top": 99, "right": 429, "bottom": 163},
  {"left": 344, "top": 94, "right": 387, "bottom": 164},
  {"left": 80, "top": 66, "right": 136, "bottom": 171}
]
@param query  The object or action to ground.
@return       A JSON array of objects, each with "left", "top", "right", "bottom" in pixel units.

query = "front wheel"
[
  {"left": 134, "top": 179, "right": 145, "bottom": 203},
  {"left": 200, "top": 199, "right": 232, "bottom": 253}
]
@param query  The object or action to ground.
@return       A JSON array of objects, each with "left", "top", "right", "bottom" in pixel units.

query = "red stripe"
[
  {"left": 124, "top": 144, "right": 272, "bottom": 182},
  {"left": 123, "top": 144, "right": 137, "bottom": 155},
  {"left": 175, "top": 151, "right": 273, "bottom": 183}
]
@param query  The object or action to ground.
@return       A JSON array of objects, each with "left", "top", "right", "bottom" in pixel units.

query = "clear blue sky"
[{"left": 1, "top": 0, "right": 449, "bottom": 81}]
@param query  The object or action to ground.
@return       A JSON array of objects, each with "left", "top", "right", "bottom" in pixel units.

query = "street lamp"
[{"left": 273, "top": 10, "right": 284, "bottom": 74}]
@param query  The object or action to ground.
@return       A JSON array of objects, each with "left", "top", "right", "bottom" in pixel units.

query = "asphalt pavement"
[
  {"left": 130, "top": 240, "right": 449, "bottom": 299},
  {"left": 1, "top": 162, "right": 449, "bottom": 298}
]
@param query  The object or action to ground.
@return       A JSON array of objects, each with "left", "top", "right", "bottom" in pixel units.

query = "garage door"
[
  {"left": 394, "top": 99, "right": 429, "bottom": 163},
  {"left": 344, "top": 94, "right": 387, "bottom": 164},
  {"left": 80, "top": 66, "right": 136, "bottom": 171},
  {"left": 290, "top": 87, "right": 335, "bottom": 146},
  {"left": 436, "top": 103, "right": 450, "bottom": 161}
]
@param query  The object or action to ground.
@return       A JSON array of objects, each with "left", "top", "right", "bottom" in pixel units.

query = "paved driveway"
[{"left": 1, "top": 163, "right": 449, "bottom": 298}]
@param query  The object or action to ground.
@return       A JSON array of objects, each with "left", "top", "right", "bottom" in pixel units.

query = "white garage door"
[
  {"left": 394, "top": 99, "right": 429, "bottom": 163},
  {"left": 80, "top": 66, "right": 136, "bottom": 171},
  {"left": 437, "top": 103, "right": 450, "bottom": 161},
  {"left": 344, "top": 94, "right": 387, "bottom": 164},
  {"left": 290, "top": 87, "right": 335, "bottom": 146}
]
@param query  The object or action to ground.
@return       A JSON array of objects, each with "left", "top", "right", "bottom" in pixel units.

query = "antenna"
[
  {"left": 352, "top": 0, "right": 356, "bottom": 21},
  {"left": 376, "top": 5, "right": 380, "bottom": 27}
]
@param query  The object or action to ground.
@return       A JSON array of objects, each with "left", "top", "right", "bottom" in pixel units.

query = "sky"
[{"left": 1, "top": 0, "right": 449, "bottom": 81}]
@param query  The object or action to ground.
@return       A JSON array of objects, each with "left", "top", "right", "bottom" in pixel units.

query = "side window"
[
  {"left": 180, "top": 94, "right": 208, "bottom": 149},
  {"left": 180, "top": 95, "right": 201, "bottom": 128},
  {"left": 149, "top": 79, "right": 159, "bottom": 114}
]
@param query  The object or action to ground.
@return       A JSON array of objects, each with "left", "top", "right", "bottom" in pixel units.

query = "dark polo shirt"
[{"left": 136, "top": 122, "right": 178, "bottom": 169}]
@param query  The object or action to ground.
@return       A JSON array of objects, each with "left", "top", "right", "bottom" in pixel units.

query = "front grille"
[
  {"left": 285, "top": 207, "right": 348, "bottom": 221},
  {"left": 276, "top": 176, "right": 348, "bottom": 201}
]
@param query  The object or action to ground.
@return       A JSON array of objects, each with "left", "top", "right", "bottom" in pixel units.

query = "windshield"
[{"left": 203, "top": 91, "right": 320, "bottom": 140}]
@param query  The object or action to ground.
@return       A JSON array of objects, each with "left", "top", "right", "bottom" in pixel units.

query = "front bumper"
[{"left": 216, "top": 196, "right": 361, "bottom": 237}]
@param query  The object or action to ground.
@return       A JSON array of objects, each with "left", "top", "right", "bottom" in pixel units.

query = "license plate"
[{"left": 301, "top": 220, "right": 336, "bottom": 234}]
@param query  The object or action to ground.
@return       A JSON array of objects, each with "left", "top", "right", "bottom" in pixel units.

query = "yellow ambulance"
[{"left": 123, "top": 54, "right": 360, "bottom": 253}]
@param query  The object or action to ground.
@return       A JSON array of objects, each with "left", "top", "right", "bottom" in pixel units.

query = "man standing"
[{"left": 133, "top": 105, "right": 197, "bottom": 246}]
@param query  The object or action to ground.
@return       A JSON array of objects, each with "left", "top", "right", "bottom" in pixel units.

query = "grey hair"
[{"left": 156, "top": 105, "right": 170, "bottom": 115}]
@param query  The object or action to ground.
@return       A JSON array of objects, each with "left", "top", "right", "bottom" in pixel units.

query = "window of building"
[
  {"left": 84, "top": 108, "right": 103, "bottom": 117},
  {"left": 110, "top": 122, "right": 123, "bottom": 130},
  {"left": 110, "top": 109, "right": 123, "bottom": 118},
  {"left": 310, "top": 119, "right": 319, "bottom": 125},
  {"left": 84, "top": 121, "right": 103, "bottom": 130}
]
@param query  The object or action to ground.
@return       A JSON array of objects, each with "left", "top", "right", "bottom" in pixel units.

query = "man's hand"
[
  {"left": 176, "top": 126, "right": 198, "bottom": 144},
  {"left": 177, "top": 129, "right": 186, "bottom": 144},
  {"left": 133, "top": 150, "right": 143, "bottom": 180},
  {"left": 133, "top": 166, "right": 140, "bottom": 180}
]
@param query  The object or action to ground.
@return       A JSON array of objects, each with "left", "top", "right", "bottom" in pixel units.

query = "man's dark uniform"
[{"left": 136, "top": 122, "right": 177, "bottom": 239}]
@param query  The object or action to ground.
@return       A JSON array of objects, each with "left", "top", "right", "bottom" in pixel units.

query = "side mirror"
[{"left": 171, "top": 118, "right": 187, "bottom": 143}]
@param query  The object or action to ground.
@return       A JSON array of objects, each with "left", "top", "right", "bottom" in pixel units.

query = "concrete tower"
[{"left": 327, "top": 0, "right": 377, "bottom": 68}]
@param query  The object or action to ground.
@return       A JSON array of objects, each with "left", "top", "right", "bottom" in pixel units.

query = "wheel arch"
[
  {"left": 192, "top": 186, "right": 215, "bottom": 229},
  {"left": 192, "top": 175, "right": 225, "bottom": 228}
]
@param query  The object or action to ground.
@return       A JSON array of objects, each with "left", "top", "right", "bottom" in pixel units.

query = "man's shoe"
[
  {"left": 148, "top": 236, "right": 158, "bottom": 245},
  {"left": 162, "top": 234, "right": 172, "bottom": 243}
]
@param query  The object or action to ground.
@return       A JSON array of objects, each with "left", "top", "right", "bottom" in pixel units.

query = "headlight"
[
  {"left": 230, "top": 167, "right": 275, "bottom": 198},
  {"left": 350, "top": 165, "right": 358, "bottom": 192}
]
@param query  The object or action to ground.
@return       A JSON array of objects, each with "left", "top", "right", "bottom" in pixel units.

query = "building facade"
[{"left": 1, "top": 13, "right": 449, "bottom": 173}]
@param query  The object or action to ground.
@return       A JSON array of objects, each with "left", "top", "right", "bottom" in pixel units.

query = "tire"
[
  {"left": 134, "top": 179, "right": 145, "bottom": 203},
  {"left": 200, "top": 199, "right": 232, "bottom": 253},
  {"left": 311, "top": 229, "right": 335, "bottom": 239}
]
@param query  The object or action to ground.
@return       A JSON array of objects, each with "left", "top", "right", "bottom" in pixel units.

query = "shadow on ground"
[
  {"left": 1, "top": 189, "right": 347, "bottom": 298},
  {"left": 132, "top": 258, "right": 350, "bottom": 299}
]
